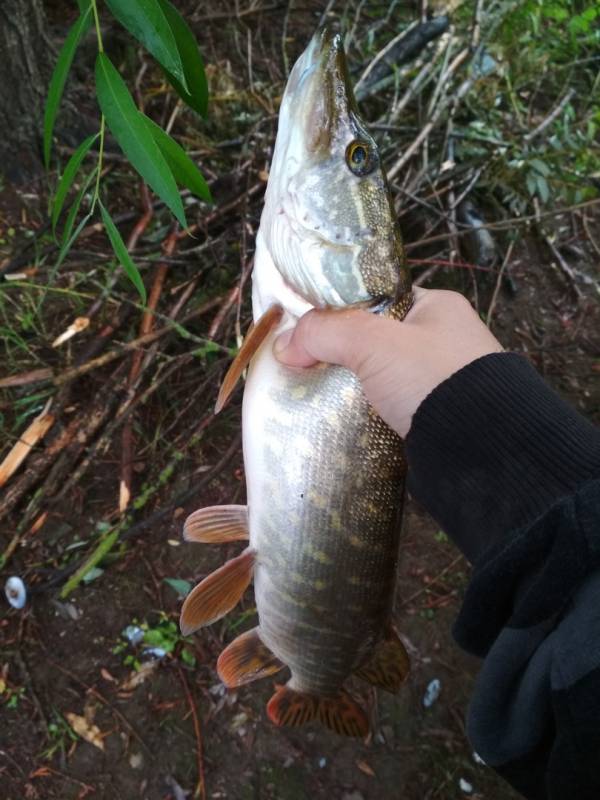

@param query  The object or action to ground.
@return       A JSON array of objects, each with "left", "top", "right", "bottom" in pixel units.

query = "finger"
[{"left": 273, "top": 308, "right": 375, "bottom": 370}]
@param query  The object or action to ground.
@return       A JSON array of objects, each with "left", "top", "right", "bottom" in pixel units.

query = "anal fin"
[
  {"left": 179, "top": 549, "right": 255, "bottom": 635},
  {"left": 215, "top": 304, "right": 283, "bottom": 413},
  {"left": 184, "top": 504, "right": 249, "bottom": 544},
  {"left": 354, "top": 630, "right": 410, "bottom": 693},
  {"left": 217, "top": 627, "right": 284, "bottom": 687},
  {"left": 267, "top": 684, "right": 368, "bottom": 738}
]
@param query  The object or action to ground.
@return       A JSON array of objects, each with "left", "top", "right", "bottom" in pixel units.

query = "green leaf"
[
  {"left": 536, "top": 175, "right": 550, "bottom": 203},
  {"left": 43, "top": 5, "right": 93, "bottom": 168},
  {"left": 530, "top": 158, "right": 551, "bottom": 177},
  {"left": 163, "top": 577, "right": 192, "bottom": 597},
  {"left": 99, "top": 200, "right": 147, "bottom": 304},
  {"left": 61, "top": 529, "right": 120, "bottom": 598},
  {"left": 51, "top": 133, "right": 99, "bottom": 237},
  {"left": 156, "top": 0, "right": 208, "bottom": 117},
  {"left": 181, "top": 648, "right": 196, "bottom": 667},
  {"left": 542, "top": 4, "right": 569, "bottom": 21},
  {"left": 104, "top": 0, "right": 186, "bottom": 88},
  {"left": 82, "top": 566, "right": 104, "bottom": 584},
  {"left": 57, "top": 210, "right": 93, "bottom": 273},
  {"left": 60, "top": 168, "right": 97, "bottom": 245},
  {"left": 526, "top": 172, "right": 537, "bottom": 197},
  {"left": 141, "top": 115, "right": 212, "bottom": 201},
  {"left": 95, "top": 53, "right": 187, "bottom": 228}
]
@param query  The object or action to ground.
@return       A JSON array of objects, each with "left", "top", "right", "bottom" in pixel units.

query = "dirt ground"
[
  {"left": 3, "top": 226, "right": 599, "bottom": 799},
  {"left": 2, "top": 2, "right": 600, "bottom": 799}
]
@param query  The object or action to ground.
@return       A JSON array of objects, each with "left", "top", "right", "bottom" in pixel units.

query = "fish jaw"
[{"left": 260, "top": 27, "right": 410, "bottom": 310}]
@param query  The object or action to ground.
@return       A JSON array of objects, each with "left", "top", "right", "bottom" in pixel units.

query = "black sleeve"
[{"left": 405, "top": 352, "right": 600, "bottom": 800}]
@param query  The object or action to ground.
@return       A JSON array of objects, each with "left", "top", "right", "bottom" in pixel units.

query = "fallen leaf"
[
  {"left": 356, "top": 759, "right": 376, "bottom": 777},
  {"left": 65, "top": 712, "right": 105, "bottom": 750},
  {"left": 0, "top": 401, "right": 54, "bottom": 488},
  {"left": 119, "top": 660, "right": 157, "bottom": 691},
  {"left": 29, "top": 767, "right": 52, "bottom": 779},
  {"left": 100, "top": 668, "right": 117, "bottom": 683},
  {"left": 52, "top": 316, "right": 90, "bottom": 347}
]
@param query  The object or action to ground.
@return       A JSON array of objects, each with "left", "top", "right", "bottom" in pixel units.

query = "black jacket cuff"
[{"left": 405, "top": 352, "right": 600, "bottom": 563}]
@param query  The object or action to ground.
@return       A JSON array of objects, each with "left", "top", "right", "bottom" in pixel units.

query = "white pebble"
[
  {"left": 459, "top": 778, "right": 473, "bottom": 794},
  {"left": 5, "top": 576, "right": 27, "bottom": 609},
  {"left": 422, "top": 678, "right": 441, "bottom": 708},
  {"left": 318, "top": 757, "right": 327, "bottom": 768},
  {"left": 123, "top": 624, "right": 144, "bottom": 645},
  {"left": 143, "top": 647, "right": 167, "bottom": 659}
]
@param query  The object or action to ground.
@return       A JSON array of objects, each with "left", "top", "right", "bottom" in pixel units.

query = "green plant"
[
  {"left": 114, "top": 613, "right": 196, "bottom": 668},
  {"left": 0, "top": 679, "right": 25, "bottom": 710},
  {"left": 41, "top": 711, "right": 79, "bottom": 760},
  {"left": 453, "top": 0, "right": 600, "bottom": 215},
  {"left": 45, "top": 0, "right": 213, "bottom": 301}
]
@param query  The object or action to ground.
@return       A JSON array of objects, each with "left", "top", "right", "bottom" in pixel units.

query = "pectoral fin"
[
  {"left": 183, "top": 505, "right": 249, "bottom": 544},
  {"left": 266, "top": 685, "right": 369, "bottom": 738},
  {"left": 217, "top": 627, "right": 284, "bottom": 687},
  {"left": 215, "top": 304, "right": 283, "bottom": 413},
  {"left": 179, "top": 549, "right": 255, "bottom": 635},
  {"left": 354, "top": 630, "right": 410, "bottom": 693}
]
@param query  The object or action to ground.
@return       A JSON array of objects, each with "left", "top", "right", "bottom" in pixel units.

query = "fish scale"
[{"left": 179, "top": 26, "right": 413, "bottom": 736}]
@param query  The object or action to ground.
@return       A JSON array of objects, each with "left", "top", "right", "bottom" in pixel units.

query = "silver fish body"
[
  {"left": 244, "top": 333, "right": 406, "bottom": 695},
  {"left": 180, "top": 26, "right": 412, "bottom": 735}
]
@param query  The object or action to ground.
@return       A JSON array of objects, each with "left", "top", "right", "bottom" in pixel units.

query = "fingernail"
[{"left": 273, "top": 328, "right": 293, "bottom": 357}]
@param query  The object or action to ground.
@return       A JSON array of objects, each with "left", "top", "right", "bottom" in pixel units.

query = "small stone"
[
  {"left": 123, "top": 625, "right": 144, "bottom": 645},
  {"left": 5, "top": 576, "right": 26, "bottom": 609},
  {"left": 459, "top": 778, "right": 473, "bottom": 794},
  {"left": 422, "top": 678, "right": 441, "bottom": 708},
  {"left": 318, "top": 757, "right": 326, "bottom": 768},
  {"left": 129, "top": 752, "right": 143, "bottom": 769}
]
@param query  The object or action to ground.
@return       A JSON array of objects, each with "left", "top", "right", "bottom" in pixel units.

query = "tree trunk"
[{"left": 0, "top": 0, "right": 53, "bottom": 184}]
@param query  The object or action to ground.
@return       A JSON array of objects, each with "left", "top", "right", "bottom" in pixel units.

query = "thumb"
[{"left": 273, "top": 308, "right": 377, "bottom": 370}]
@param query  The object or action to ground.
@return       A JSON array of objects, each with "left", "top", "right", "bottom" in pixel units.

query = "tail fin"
[{"left": 266, "top": 684, "right": 368, "bottom": 738}]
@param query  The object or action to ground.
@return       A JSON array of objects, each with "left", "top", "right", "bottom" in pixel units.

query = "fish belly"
[{"left": 243, "top": 330, "right": 406, "bottom": 696}]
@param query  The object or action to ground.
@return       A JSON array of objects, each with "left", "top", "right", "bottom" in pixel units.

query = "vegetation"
[
  {"left": 1, "top": 2, "right": 599, "bottom": 798},
  {"left": 46, "top": 0, "right": 211, "bottom": 299}
]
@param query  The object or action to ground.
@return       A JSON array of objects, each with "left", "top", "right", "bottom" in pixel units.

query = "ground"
[{"left": 1, "top": 1, "right": 600, "bottom": 799}]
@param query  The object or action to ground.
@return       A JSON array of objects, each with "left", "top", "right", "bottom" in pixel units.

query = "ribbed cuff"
[{"left": 406, "top": 353, "right": 600, "bottom": 563}]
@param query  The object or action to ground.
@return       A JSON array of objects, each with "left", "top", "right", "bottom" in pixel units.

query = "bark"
[{"left": 0, "top": 0, "right": 54, "bottom": 183}]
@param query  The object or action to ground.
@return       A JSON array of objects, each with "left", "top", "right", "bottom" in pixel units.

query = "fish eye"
[{"left": 346, "top": 140, "right": 377, "bottom": 176}]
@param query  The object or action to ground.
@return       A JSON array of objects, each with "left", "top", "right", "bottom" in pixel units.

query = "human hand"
[{"left": 273, "top": 287, "right": 503, "bottom": 437}]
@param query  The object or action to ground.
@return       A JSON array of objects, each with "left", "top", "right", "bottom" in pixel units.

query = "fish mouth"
[
  {"left": 283, "top": 27, "right": 358, "bottom": 153},
  {"left": 286, "top": 27, "right": 340, "bottom": 94}
]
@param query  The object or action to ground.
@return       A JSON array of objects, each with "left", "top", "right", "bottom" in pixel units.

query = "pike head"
[{"left": 261, "top": 27, "right": 410, "bottom": 310}]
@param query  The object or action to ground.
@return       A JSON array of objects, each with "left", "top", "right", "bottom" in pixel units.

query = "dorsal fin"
[
  {"left": 217, "top": 627, "right": 284, "bottom": 687},
  {"left": 183, "top": 504, "right": 249, "bottom": 544},
  {"left": 354, "top": 629, "right": 410, "bottom": 693},
  {"left": 266, "top": 684, "right": 369, "bottom": 738},
  {"left": 179, "top": 549, "right": 255, "bottom": 635},
  {"left": 215, "top": 304, "right": 283, "bottom": 413}
]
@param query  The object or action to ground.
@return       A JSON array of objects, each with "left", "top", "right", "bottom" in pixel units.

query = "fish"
[{"left": 179, "top": 26, "right": 413, "bottom": 737}]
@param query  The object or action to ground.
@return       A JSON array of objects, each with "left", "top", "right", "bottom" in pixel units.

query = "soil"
[
  {"left": 3, "top": 224, "right": 599, "bottom": 799},
  {"left": 1, "top": 2, "right": 600, "bottom": 799}
]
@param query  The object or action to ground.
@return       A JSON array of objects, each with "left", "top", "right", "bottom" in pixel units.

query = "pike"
[{"left": 179, "top": 27, "right": 413, "bottom": 737}]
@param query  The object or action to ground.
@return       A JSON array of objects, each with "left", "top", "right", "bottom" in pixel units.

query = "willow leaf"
[
  {"left": 141, "top": 115, "right": 212, "bottom": 202},
  {"left": 95, "top": 53, "right": 187, "bottom": 228},
  {"left": 99, "top": 201, "right": 147, "bottom": 304},
  {"left": 43, "top": 5, "right": 93, "bottom": 167},
  {"left": 52, "top": 133, "right": 99, "bottom": 236},
  {"left": 104, "top": 0, "right": 186, "bottom": 88},
  {"left": 156, "top": 0, "right": 208, "bottom": 116}
]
